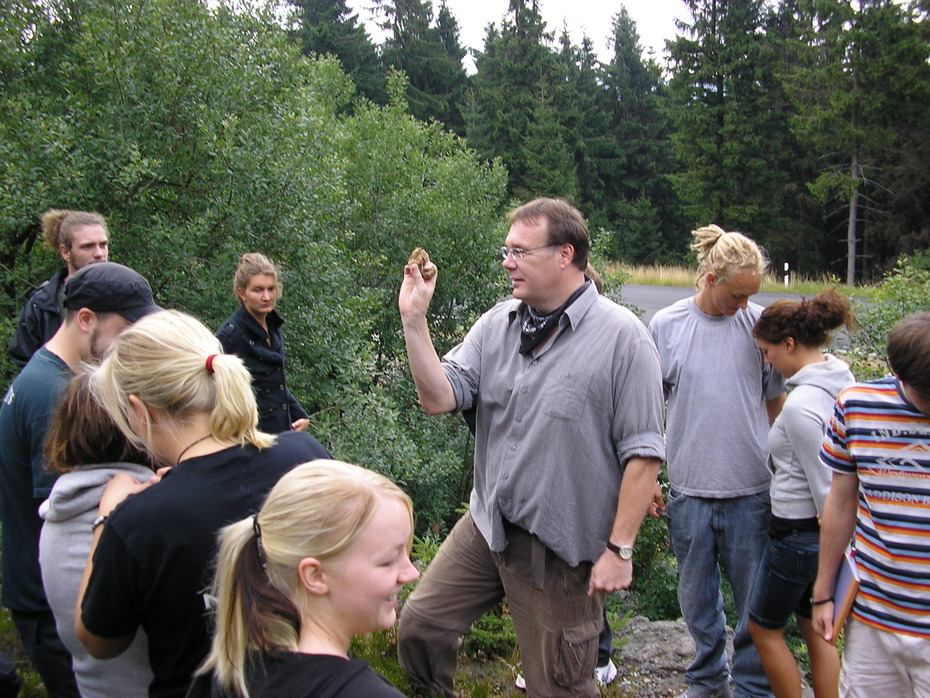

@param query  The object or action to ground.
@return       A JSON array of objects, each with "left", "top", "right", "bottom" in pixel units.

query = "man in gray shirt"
[{"left": 397, "top": 198, "right": 665, "bottom": 697}]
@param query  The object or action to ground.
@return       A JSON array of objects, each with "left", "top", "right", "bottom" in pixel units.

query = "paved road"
[{"left": 619, "top": 284, "right": 806, "bottom": 324}]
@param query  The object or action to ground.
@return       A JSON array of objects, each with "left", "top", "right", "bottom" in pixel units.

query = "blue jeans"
[
  {"left": 667, "top": 490, "right": 772, "bottom": 698},
  {"left": 10, "top": 610, "right": 79, "bottom": 698}
]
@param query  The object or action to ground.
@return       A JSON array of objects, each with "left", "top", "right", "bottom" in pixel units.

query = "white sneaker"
[
  {"left": 515, "top": 659, "right": 616, "bottom": 691},
  {"left": 595, "top": 659, "right": 618, "bottom": 686}
]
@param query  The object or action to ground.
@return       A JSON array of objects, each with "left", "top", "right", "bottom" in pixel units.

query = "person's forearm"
[
  {"left": 766, "top": 393, "right": 787, "bottom": 425},
  {"left": 75, "top": 474, "right": 154, "bottom": 658},
  {"left": 811, "top": 472, "right": 858, "bottom": 641},
  {"left": 813, "top": 473, "right": 858, "bottom": 600},
  {"left": 608, "top": 457, "right": 662, "bottom": 546},
  {"left": 74, "top": 525, "right": 134, "bottom": 658},
  {"left": 588, "top": 456, "right": 661, "bottom": 594},
  {"left": 401, "top": 312, "right": 456, "bottom": 414}
]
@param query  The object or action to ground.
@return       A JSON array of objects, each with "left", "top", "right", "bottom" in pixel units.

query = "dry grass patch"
[{"left": 616, "top": 263, "right": 874, "bottom": 297}]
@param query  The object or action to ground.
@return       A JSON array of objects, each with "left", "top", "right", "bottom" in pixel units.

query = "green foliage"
[
  {"left": 624, "top": 471, "right": 681, "bottom": 621},
  {"left": 378, "top": 0, "right": 469, "bottom": 132},
  {"left": 781, "top": 0, "right": 930, "bottom": 282},
  {"left": 590, "top": 10, "right": 687, "bottom": 263},
  {"left": 461, "top": 605, "right": 518, "bottom": 660},
  {"left": 627, "top": 515, "right": 680, "bottom": 620},
  {"left": 320, "top": 389, "right": 475, "bottom": 534},
  {"left": 667, "top": 0, "right": 809, "bottom": 266},
  {"left": 603, "top": 600, "right": 632, "bottom": 652},
  {"left": 848, "top": 255, "right": 930, "bottom": 379},
  {"left": 466, "top": 4, "right": 688, "bottom": 264},
  {"left": 0, "top": 0, "right": 508, "bottom": 536},
  {"left": 3, "top": 0, "right": 929, "bottom": 685},
  {"left": 0, "top": 609, "right": 43, "bottom": 696},
  {"left": 465, "top": 1, "right": 576, "bottom": 201}
]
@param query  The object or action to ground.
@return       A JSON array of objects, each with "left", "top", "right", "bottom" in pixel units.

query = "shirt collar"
[{"left": 506, "top": 281, "right": 598, "bottom": 329}]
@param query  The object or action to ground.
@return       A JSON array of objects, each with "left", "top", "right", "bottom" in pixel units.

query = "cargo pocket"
[{"left": 552, "top": 618, "right": 601, "bottom": 688}]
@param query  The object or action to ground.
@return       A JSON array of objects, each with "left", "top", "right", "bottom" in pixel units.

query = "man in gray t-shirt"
[{"left": 649, "top": 226, "right": 785, "bottom": 698}]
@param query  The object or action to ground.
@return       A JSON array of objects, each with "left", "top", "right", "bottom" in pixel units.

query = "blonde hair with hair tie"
[
  {"left": 197, "top": 460, "right": 414, "bottom": 698},
  {"left": 691, "top": 224, "right": 768, "bottom": 289},
  {"left": 92, "top": 310, "right": 273, "bottom": 457}
]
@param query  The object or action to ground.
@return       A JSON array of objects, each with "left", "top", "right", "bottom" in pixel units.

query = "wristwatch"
[{"left": 606, "top": 540, "right": 634, "bottom": 560}]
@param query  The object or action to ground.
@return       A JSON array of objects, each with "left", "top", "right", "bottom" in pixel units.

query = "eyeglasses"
[{"left": 499, "top": 244, "right": 559, "bottom": 260}]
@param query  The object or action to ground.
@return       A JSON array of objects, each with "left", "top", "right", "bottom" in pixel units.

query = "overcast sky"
[{"left": 346, "top": 0, "right": 689, "bottom": 69}]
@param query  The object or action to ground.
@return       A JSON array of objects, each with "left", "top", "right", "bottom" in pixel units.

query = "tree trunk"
[
  {"left": 846, "top": 148, "right": 859, "bottom": 287},
  {"left": 846, "top": 62, "right": 860, "bottom": 287}
]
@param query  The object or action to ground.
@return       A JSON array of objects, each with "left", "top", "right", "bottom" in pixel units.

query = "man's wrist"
[{"left": 606, "top": 540, "right": 635, "bottom": 560}]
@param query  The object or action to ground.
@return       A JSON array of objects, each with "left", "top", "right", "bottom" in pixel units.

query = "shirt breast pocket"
[{"left": 542, "top": 368, "right": 596, "bottom": 421}]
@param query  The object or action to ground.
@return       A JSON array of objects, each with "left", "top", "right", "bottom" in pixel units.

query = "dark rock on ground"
[{"left": 612, "top": 615, "right": 814, "bottom": 698}]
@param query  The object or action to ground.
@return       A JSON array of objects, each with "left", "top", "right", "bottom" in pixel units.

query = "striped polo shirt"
[{"left": 820, "top": 376, "right": 930, "bottom": 638}]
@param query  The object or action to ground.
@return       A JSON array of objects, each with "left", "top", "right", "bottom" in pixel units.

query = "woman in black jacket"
[{"left": 216, "top": 253, "right": 309, "bottom": 434}]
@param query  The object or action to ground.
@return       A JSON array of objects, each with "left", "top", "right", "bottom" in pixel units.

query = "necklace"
[{"left": 176, "top": 434, "right": 213, "bottom": 466}]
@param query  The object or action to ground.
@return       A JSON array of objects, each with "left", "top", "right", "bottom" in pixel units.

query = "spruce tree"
[
  {"left": 783, "top": 0, "right": 930, "bottom": 281},
  {"left": 667, "top": 0, "right": 799, "bottom": 256},
  {"left": 286, "top": 0, "right": 387, "bottom": 104},
  {"left": 377, "top": 0, "right": 468, "bottom": 132},
  {"left": 596, "top": 8, "right": 687, "bottom": 262},
  {"left": 467, "top": 0, "right": 578, "bottom": 199}
]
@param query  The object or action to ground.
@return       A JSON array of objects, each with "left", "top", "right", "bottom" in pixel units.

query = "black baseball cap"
[{"left": 64, "top": 262, "right": 162, "bottom": 322}]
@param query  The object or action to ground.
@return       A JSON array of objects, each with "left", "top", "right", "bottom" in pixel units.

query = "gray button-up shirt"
[{"left": 442, "top": 283, "right": 666, "bottom": 566}]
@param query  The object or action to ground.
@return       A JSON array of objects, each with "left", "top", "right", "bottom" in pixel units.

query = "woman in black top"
[
  {"left": 216, "top": 253, "right": 309, "bottom": 434},
  {"left": 74, "top": 310, "right": 330, "bottom": 698},
  {"left": 188, "top": 460, "right": 419, "bottom": 698}
]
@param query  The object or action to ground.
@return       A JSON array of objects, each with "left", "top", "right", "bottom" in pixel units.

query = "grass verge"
[{"left": 619, "top": 263, "right": 875, "bottom": 297}]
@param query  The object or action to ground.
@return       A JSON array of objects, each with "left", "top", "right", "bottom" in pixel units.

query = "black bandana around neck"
[{"left": 519, "top": 280, "right": 590, "bottom": 356}]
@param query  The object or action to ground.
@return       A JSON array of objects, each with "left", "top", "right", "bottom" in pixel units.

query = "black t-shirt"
[
  {"left": 81, "top": 431, "right": 331, "bottom": 698},
  {"left": 186, "top": 652, "right": 405, "bottom": 698}
]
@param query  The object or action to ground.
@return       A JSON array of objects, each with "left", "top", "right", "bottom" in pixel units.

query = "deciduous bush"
[
  {"left": 0, "top": 0, "right": 508, "bottom": 536},
  {"left": 848, "top": 255, "right": 930, "bottom": 379}
]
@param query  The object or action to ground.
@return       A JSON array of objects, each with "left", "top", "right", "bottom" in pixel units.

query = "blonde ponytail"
[
  {"left": 93, "top": 310, "right": 274, "bottom": 456},
  {"left": 691, "top": 224, "right": 768, "bottom": 289}
]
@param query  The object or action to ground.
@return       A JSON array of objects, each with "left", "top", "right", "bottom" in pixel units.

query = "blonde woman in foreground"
[{"left": 187, "top": 460, "right": 419, "bottom": 698}]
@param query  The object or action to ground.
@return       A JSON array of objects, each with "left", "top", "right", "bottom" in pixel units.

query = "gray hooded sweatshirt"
[
  {"left": 767, "top": 354, "right": 855, "bottom": 519},
  {"left": 39, "top": 463, "right": 155, "bottom": 698}
]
